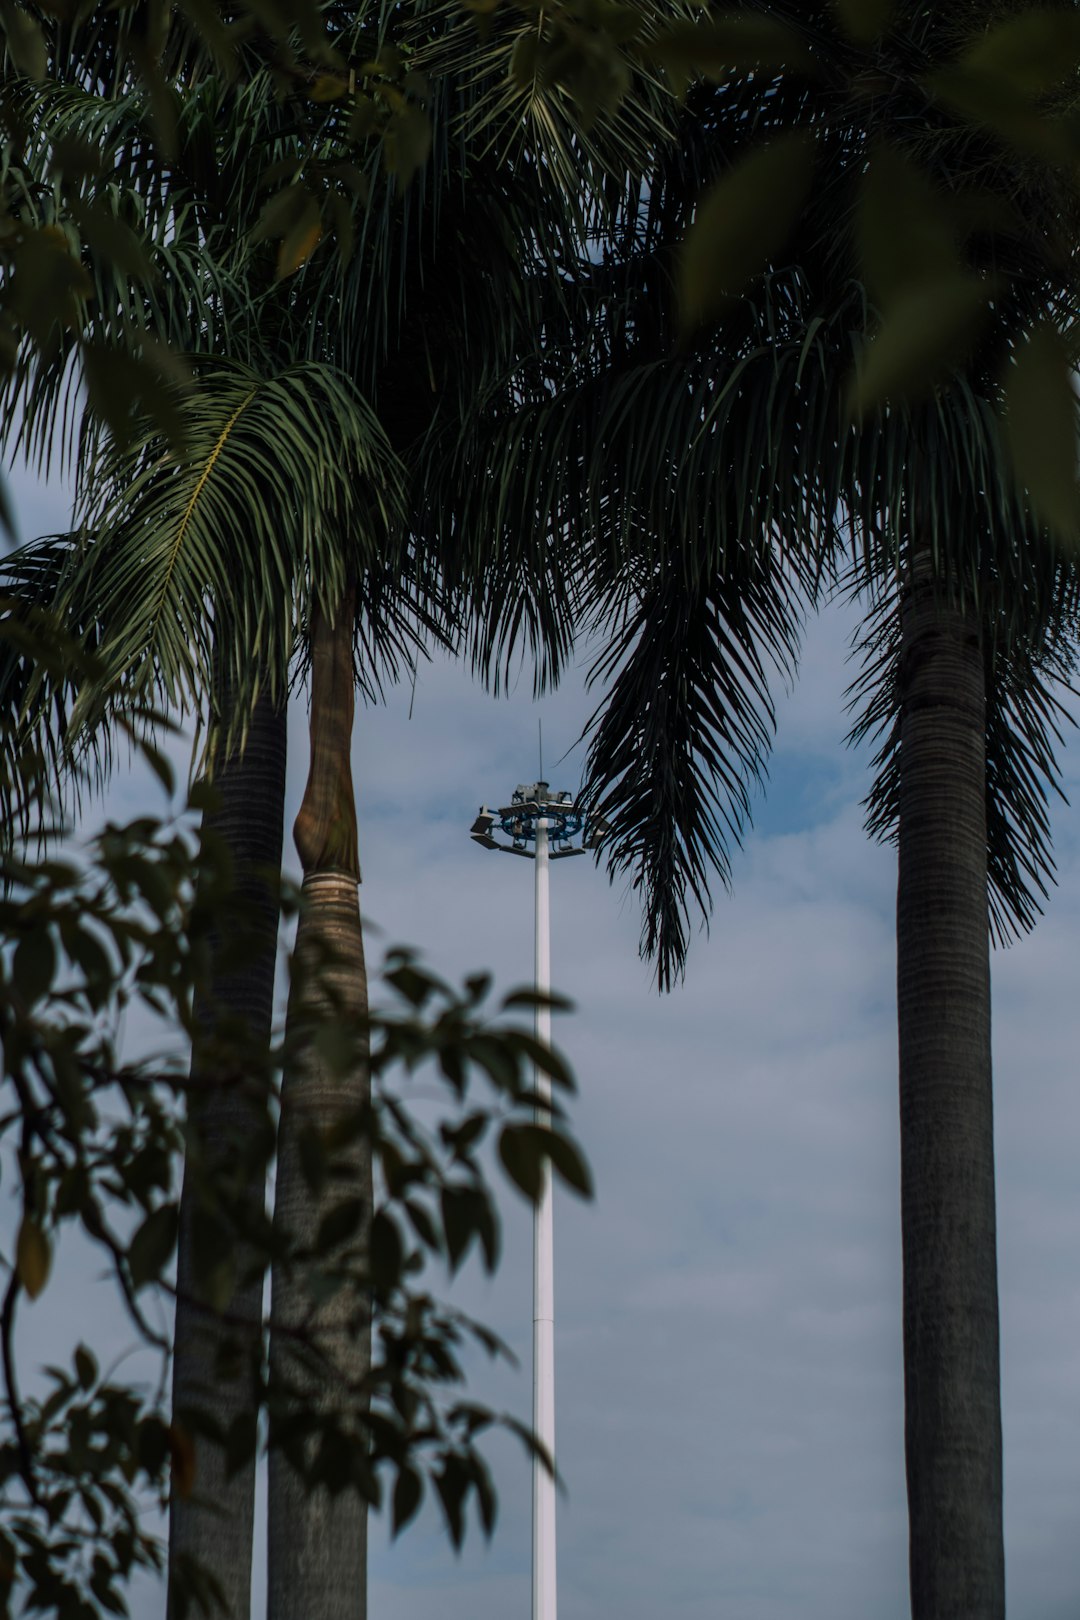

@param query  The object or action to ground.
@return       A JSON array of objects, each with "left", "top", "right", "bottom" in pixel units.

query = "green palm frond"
[
  {"left": 0, "top": 553, "right": 119, "bottom": 837},
  {"left": 849, "top": 572, "right": 1078, "bottom": 944},
  {"left": 60, "top": 358, "right": 410, "bottom": 730},
  {"left": 1, "top": 77, "right": 264, "bottom": 480},
  {"left": 580, "top": 554, "right": 804, "bottom": 991},
  {"left": 418, "top": 269, "right": 848, "bottom": 986}
]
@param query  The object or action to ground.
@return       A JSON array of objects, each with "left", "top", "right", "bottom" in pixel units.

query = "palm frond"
[
  {"left": 58, "top": 358, "right": 410, "bottom": 731},
  {"left": 848, "top": 574, "right": 1078, "bottom": 943},
  {"left": 580, "top": 553, "right": 803, "bottom": 991}
]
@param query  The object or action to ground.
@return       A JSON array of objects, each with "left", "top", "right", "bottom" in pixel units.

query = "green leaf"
[
  {"left": 74, "top": 1345, "right": 98, "bottom": 1391},
  {"left": 251, "top": 184, "right": 323, "bottom": 278},
  {"left": 13, "top": 927, "right": 56, "bottom": 1005},
  {"left": 16, "top": 1217, "right": 51, "bottom": 1299},
  {"left": 369, "top": 1209, "right": 403, "bottom": 1285},
  {"left": 927, "top": 66, "right": 1077, "bottom": 164},
  {"left": 278, "top": 207, "right": 322, "bottom": 279},
  {"left": 848, "top": 276, "right": 991, "bottom": 414},
  {"left": 128, "top": 1204, "right": 179, "bottom": 1289},
  {"left": 447, "top": 1111, "right": 488, "bottom": 1158},
  {"left": 506, "top": 1031, "right": 575, "bottom": 1090},
  {"left": 497, "top": 1124, "right": 543, "bottom": 1203},
  {"left": 859, "top": 146, "right": 959, "bottom": 310},
  {"left": 1004, "top": 326, "right": 1080, "bottom": 543},
  {"left": 678, "top": 132, "right": 816, "bottom": 338},
  {"left": 832, "top": 0, "right": 893, "bottom": 43},
  {"left": 392, "top": 1466, "right": 423, "bottom": 1536},
  {"left": 66, "top": 925, "right": 113, "bottom": 1006},
  {"left": 71, "top": 200, "right": 155, "bottom": 283},
  {"left": 433, "top": 1459, "right": 467, "bottom": 1549},
  {"left": 224, "top": 1412, "right": 257, "bottom": 1478},
  {"left": 959, "top": 7, "right": 1080, "bottom": 95},
  {"left": 500, "top": 987, "right": 574, "bottom": 1013},
  {"left": 382, "top": 104, "right": 432, "bottom": 188},
  {"left": 403, "top": 1198, "right": 441, "bottom": 1252},
  {"left": 544, "top": 1129, "right": 593, "bottom": 1199},
  {"left": 649, "top": 16, "right": 813, "bottom": 80},
  {"left": 440, "top": 1185, "right": 482, "bottom": 1272},
  {"left": 0, "top": 0, "right": 46, "bottom": 79},
  {"left": 315, "top": 1196, "right": 366, "bottom": 1254},
  {"left": 137, "top": 738, "right": 176, "bottom": 796}
]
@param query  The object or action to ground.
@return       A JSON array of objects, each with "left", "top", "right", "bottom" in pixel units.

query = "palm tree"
[
  {"left": 430, "top": 9, "right": 1080, "bottom": 1615},
  {"left": 0, "top": 11, "right": 685, "bottom": 1616}
]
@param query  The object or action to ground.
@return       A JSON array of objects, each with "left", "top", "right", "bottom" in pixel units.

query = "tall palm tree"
[
  {"left": 430, "top": 9, "right": 1080, "bottom": 1616},
  {"left": 0, "top": 11, "right": 685, "bottom": 1616}
]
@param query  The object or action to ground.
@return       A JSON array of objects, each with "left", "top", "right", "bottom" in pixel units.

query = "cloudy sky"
[{"left": 7, "top": 466, "right": 1080, "bottom": 1620}]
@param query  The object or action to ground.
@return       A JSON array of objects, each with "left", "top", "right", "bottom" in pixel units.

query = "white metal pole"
[{"left": 533, "top": 812, "right": 556, "bottom": 1620}]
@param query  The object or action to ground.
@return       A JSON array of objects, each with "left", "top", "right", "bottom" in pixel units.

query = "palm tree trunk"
[
  {"left": 268, "top": 589, "right": 371, "bottom": 1620},
  {"left": 896, "top": 549, "right": 1005, "bottom": 1620},
  {"left": 168, "top": 683, "right": 287, "bottom": 1620}
]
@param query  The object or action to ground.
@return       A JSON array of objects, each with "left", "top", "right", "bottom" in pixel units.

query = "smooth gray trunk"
[
  {"left": 896, "top": 556, "right": 1005, "bottom": 1620},
  {"left": 268, "top": 595, "right": 370, "bottom": 1620},
  {"left": 168, "top": 686, "right": 287, "bottom": 1620}
]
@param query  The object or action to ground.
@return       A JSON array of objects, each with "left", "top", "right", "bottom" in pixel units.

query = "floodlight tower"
[{"left": 469, "top": 782, "right": 605, "bottom": 1620}]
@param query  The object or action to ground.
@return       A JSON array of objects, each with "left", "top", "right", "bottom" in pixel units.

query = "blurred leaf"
[
  {"left": 440, "top": 1185, "right": 497, "bottom": 1273},
  {"left": 848, "top": 276, "right": 991, "bottom": 414},
  {"left": 250, "top": 182, "right": 324, "bottom": 278},
  {"left": 308, "top": 73, "right": 346, "bottom": 101},
  {"left": 138, "top": 739, "right": 176, "bottom": 796},
  {"left": 383, "top": 104, "right": 431, "bottom": 188},
  {"left": 403, "top": 1198, "right": 440, "bottom": 1252},
  {"left": 1004, "top": 325, "right": 1080, "bottom": 542},
  {"left": 500, "top": 987, "right": 573, "bottom": 1013},
  {"left": 74, "top": 1345, "right": 97, "bottom": 1391},
  {"left": 678, "top": 132, "right": 815, "bottom": 337},
  {"left": 71, "top": 201, "right": 155, "bottom": 283},
  {"left": 278, "top": 204, "right": 322, "bottom": 279},
  {"left": 392, "top": 1465, "right": 423, "bottom": 1536},
  {"left": 433, "top": 1458, "right": 466, "bottom": 1548},
  {"left": 859, "top": 146, "right": 959, "bottom": 309},
  {"left": 959, "top": 6, "right": 1080, "bottom": 94},
  {"left": 15, "top": 1217, "right": 50, "bottom": 1299},
  {"left": 497, "top": 1124, "right": 543, "bottom": 1201},
  {"left": 544, "top": 1129, "right": 593, "bottom": 1198},
  {"left": 0, "top": 0, "right": 46, "bottom": 79},
  {"left": 649, "top": 15, "right": 812, "bottom": 80},
  {"left": 315, "top": 1195, "right": 366, "bottom": 1254},
  {"left": 832, "top": 0, "right": 893, "bottom": 43},
  {"left": 81, "top": 342, "right": 188, "bottom": 450},
  {"left": 506, "top": 1030, "right": 575, "bottom": 1089},
  {"left": 924, "top": 7, "right": 1080, "bottom": 161},
  {"left": 168, "top": 1423, "right": 196, "bottom": 1499},
  {"left": 14, "top": 928, "right": 56, "bottom": 1005},
  {"left": 7, "top": 229, "right": 92, "bottom": 345},
  {"left": 128, "top": 1204, "right": 179, "bottom": 1289},
  {"left": 927, "top": 66, "right": 1077, "bottom": 163},
  {"left": 369, "top": 1209, "right": 403, "bottom": 1284}
]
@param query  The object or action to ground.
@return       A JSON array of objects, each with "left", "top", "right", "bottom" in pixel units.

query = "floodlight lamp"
[
  {"left": 584, "top": 813, "right": 610, "bottom": 849},
  {"left": 471, "top": 807, "right": 495, "bottom": 836}
]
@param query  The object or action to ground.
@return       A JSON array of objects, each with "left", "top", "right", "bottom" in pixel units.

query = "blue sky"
[{"left": 6, "top": 464, "right": 1080, "bottom": 1619}]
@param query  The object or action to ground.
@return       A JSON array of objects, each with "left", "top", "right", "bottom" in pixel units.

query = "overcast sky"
[{"left": 7, "top": 466, "right": 1080, "bottom": 1620}]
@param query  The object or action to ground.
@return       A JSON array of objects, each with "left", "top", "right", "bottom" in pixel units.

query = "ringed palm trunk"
[
  {"left": 169, "top": 680, "right": 287, "bottom": 1620},
  {"left": 896, "top": 545, "right": 1004, "bottom": 1620},
  {"left": 268, "top": 587, "right": 371, "bottom": 1620}
]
